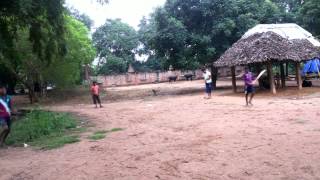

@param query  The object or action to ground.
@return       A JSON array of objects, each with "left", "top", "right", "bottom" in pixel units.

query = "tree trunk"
[
  {"left": 286, "top": 62, "right": 289, "bottom": 76},
  {"left": 25, "top": 82, "right": 37, "bottom": 104},
  {"left": 267, "top": 63, "right": 276, "bottom": 94},
  {"left": 231, "top": 66, "right": 237, "bottom": 93},
  {"left": 295, "top": 62, "right": 302, "bottom": 90},
  {"left": 211, "top": 64, "right": 218, "bottom": 89},
  {"left": 280, "top": 63, "right": 286, "bottom": 88},
  {"left": 7, "top": 81, "right": 16, "bottom": 95}
]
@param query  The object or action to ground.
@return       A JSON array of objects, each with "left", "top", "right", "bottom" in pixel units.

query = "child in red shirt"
[
  {"left": 91, "top": 81, "right": 103, "bottom": 108},
  {"left": 0, "top": 85, "right": 13, "bottom": 147}
]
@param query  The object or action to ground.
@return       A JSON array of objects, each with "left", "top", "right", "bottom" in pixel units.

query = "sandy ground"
[{"left": 1, "top": 80, "right": 320, "bottom": 180}]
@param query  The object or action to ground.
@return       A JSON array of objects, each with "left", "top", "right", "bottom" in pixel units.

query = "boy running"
[
  {"left": 91, "top": 81, "right": 103, "bottom": 108},
  {"left": 0, "top": 85, "right": 13, "bottom": 147}
]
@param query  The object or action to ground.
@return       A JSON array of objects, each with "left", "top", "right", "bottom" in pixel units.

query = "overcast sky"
[{"left": 65, "top": 0, "right": 166, "bottom": 30}]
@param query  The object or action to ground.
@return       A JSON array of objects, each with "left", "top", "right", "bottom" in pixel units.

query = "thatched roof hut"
[
  {"left": 214, "top": 23, "right": 320, "bottom": 94},
  {"left": 215, "top": 32, "right": 319, "bottom": 67}
]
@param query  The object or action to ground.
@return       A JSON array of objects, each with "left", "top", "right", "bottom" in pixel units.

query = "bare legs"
[
  {"left": 246, "top": 93, "right": 255, "bottom": 106},
  {"left": 93, "top": 95, "right": 103, "bottom": 108},
  {"left": 207, "top": 92, "right": 212, "bottom": 99},
  {"left": 0, "top": 125, "right": 9, "bottom": 147}
]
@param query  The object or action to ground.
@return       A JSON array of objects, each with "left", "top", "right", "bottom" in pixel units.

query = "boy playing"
[
  {"left": 91, "top": 81, "right": 103, "bottom": 108},
  {"left": 243, "top": 67, "right": 255, "bottom": 106},
  {"left": 202, "top": 68, "right": 213, "bottom": 99},
  {"left": 0, "top": 85, "right": 13, "bottom": 147}
]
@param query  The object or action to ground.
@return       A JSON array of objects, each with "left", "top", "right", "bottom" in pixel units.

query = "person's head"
[
  {"left": 92, "top": 81, "right": 97, "bottom": 86},
  {"left": 201, "top": 67, "right": 207, "bottom": 73},
  {"left": 0, "top": 84, "right": 6, "bottom": 96}
]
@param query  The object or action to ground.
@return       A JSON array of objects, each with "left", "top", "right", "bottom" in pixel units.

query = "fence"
[
  {"left": 92, "top": 70, "right": 203, "bottom": 87},
  {"left": 90, "top": 67, "right": 245, "bottom": 87}
]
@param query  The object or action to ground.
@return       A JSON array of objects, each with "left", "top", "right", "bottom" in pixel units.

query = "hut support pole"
[
  {"left": 285, "top": 63, "right": 289, "bottom": 76},
  {"left": 280, "top": 63, "right": 286, "bottom": 88},
  {"left": 267, "top": 63, "right": 276, "bottom": 94},
  {"left": 295, "top": 62, "right": 302, "bottom": 90},
  {"left": 231, "top": 66, "right": 237, "bottom": 93}
]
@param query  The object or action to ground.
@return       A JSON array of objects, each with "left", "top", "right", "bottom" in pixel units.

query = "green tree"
[
  {"left": 0, "top": 16, "right": 95, "bottom": 102},
  {"left": 148, "top": 0, "right": 281, "bottom": 70},
  {"left": 0, "top": 0, "right": 107, "bottom": 96},
  {"left": 44, "top": 16, "right": 96, "bottom": 87},
  {"left": 0, "top": 0, "right": 66, "bottom": 62},
  {"left": 299, "top": 0, "right": 320, "bottom": 37},
  {"left": 69, "top": 8, "right": 94, "bottom": 29},
  {"left": 92, "top": 19, "right": 139, "bottom": 74},
  {"left": 271, "top": 0, "right": 303, "bottom": 22},
  {"left": 98, "top": 56, "right": 128, "bottom": 75}
]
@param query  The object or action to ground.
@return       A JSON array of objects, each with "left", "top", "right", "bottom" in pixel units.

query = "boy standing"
[
  {"left": 202, "top": 68, "right": 213, "bottom": 99},
  {"left": 243, "top": 68, "right": 255, "bottom": 106},
  {"left": 91, "top": 81, "right": 103, "bottom": 108},
  {"left": 0, "top": 85, "right": 13, "bottom": 147}
]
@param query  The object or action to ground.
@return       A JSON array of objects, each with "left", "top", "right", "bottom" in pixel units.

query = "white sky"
[{"left": 65, "top": 0, "right": 166, "bottom": 30}]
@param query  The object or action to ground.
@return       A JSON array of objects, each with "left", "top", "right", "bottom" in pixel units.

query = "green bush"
[{"left": 6, "top": 110, "right": 79, "bottom": 149}]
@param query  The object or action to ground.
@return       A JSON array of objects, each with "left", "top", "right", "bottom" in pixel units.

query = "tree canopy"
[
  {"left": 69, "top": 8, "right": 94, "bottom": 30},
  {"left": 92, "top": 19, "right": 139, "bottom": 75},
  {"left": 0, "top": 0, "right": 106, "bottom": 101},
  {"left": 141, "top": 0, "right": 283, "bottom": 70},
  {"left": 125, "top": 0, "right": 319, "bottom": 71},
  {"left": 299, "top": 0, "right": 320, "bottom": 37}
]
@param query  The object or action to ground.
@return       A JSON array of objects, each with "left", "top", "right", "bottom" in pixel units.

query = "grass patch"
[
  {"left": 95, "top": 130, "right": 109, "bottom": 134},
  {"left": 88, "top": 128, "right": 124, "bottom": 141},
  {"left": 31, "top": 135, "right": 80, "bottom": 150},
  {"left": 110, "top": 128, "right": 124, "bottom": 132},
  {"left": 88, "top": 133, "right": 106, "bottom": 140},
  {"left": 6, "top": 110, "right": 83, "bottom": 149}
]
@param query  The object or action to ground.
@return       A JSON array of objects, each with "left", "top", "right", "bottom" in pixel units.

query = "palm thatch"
[
  {"left": 243, "top": 23, "right": 320, "bottom": 46},
  {"left": 214, "top": 26, "right": 320, "bottom": 67}
]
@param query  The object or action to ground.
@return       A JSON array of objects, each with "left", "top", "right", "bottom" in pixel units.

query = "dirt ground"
[{"left": 1, "top": 80, "right": 320, "bottom": 180}]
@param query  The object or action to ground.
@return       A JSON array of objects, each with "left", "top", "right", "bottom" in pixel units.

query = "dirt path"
[{"left": 1, "top": 86, "right": 320, "bottom": 179}]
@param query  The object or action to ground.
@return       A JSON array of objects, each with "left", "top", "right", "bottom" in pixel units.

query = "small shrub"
[{"left": 6, "top": 110, "right": 80, "bottom": 149}]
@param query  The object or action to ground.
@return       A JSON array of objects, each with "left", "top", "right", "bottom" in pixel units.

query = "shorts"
[
  {"left": 92, "top": 95, "right": 101, "bottom": 104},
  {"left": 0, "top": 117, "right": 10, "bottom": 128},
  {"left": 245, "top": 85, "right": 255, "bottom": 94},
  {"left": 205, "top": 83, "right": 213, "bottom": 94}
]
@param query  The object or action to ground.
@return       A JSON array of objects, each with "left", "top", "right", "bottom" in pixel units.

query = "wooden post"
[
  {"left": 285, "top": 62, "right": 289, "bottom": 76},
  {"left": 280, "top": 63, "right": 286, "bottom": 88},
  {"left": 231, "top": 66, "right": 237, "bottom": 93},
  {"left": 267, "top": 63, "right": 276, "bottom": 94},
  {"left": 295, "top": 62, "right": 302, "bottom": 90},
  {"left": 211, "top": 65, "right": 218, "bottom": 89}
]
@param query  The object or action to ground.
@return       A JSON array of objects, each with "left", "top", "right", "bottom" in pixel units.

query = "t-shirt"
[
  {"left": 91, "top": 85, "right": 99, "bottom": 95},
  {"left": 0, "top": 98, "right": 10, "bottom": 118},
  {"left": 203, "top": 70, "right": 212, "bottom": 84},
  {"left": 243, "top": 72, "right": 254, "bottom": 86}
]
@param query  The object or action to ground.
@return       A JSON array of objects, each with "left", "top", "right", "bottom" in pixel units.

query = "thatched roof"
[
  {"left": 214, "top": 24, "right": 320, "bottom": 67},
  {"left": 243, "top": 24, "right": 320, "bottom": 46}
]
